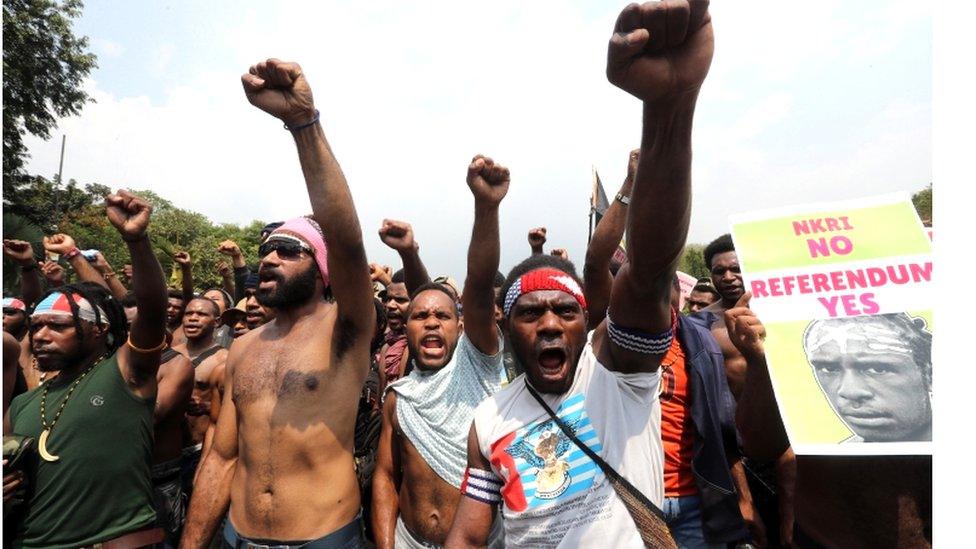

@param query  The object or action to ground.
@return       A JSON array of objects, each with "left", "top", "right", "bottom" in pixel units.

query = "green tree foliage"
[
  {"left": 2, "top": 176, "right": 267, "bottom": 297},
  {"left": 678, "top": 243, "right": 709, "bottom": 280},
  {"left": 3, "top": 0, "right": 97, "bottom": 182},
  {"left": 2, "top": 212, "right": 45, "bottom": 293},
  {"left": 912, "top": 183, "right": 932, "bottom": 224}
]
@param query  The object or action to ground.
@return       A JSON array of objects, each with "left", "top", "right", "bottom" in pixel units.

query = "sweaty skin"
[
  {"left": 380, "top": 393, "right": 463, "bottom": 546},
  {"left": 222, "top": 305, "right": 366, "bottom": 540}
]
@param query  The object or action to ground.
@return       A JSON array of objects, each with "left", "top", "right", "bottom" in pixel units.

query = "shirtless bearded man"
[{"left": 181, "top": 58, "right": 375, "bottom": 548}]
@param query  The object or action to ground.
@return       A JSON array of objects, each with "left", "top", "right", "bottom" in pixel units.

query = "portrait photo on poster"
[{"left": 802, "top": 312, "right": 932, "bottom": 444}]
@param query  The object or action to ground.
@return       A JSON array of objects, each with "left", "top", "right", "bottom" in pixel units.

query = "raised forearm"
[
  {"left": 462, "top": 203, "right": 501, "bottom": 352},
  {"left": 104, "top": 272, "right": 129, "bottom": 301},
  {"left": 585, "top": 179, "right": 633, "bottom": 276},
  {"left": 69, "top": 256, "right": 110, "bottom": 291},
  {"left": 627, "top": 99, "right": 697, "bottom": 285},
  {"left": 233, "top": 265, "right": 249, "bottom": 302},
  {"left": 19, "top": 265, "right": 42, "bottom": 306},
  {"left": 397, "top": 247, "right": 431, "bottom": 296},
  {"left": 292, "top": 123, "right": 372, "bottom": 324},
  {"left": 180, "top": 265, "right": 194, "bottom": 301},
  {"left": 584, "top": 182, "right": 630, "bottom": 329},
  {"left": 128, "top": 236, "right": 167, "bottom": 345},
  {"left": 221, "top": 274, "right": 235, "bottom": 300}
]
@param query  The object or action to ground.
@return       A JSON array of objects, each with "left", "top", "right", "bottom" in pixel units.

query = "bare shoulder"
[{"left": 160, "top": 353, "right": 193, "bottom": 382}]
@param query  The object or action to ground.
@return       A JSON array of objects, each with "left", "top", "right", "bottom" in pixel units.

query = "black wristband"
[{"left": 284, "top": 110, "right": 320, "bottom": 132}]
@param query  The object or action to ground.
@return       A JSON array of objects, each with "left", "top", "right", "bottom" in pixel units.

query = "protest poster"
[
  {"left": 730, "top": 193, "right": 932, "bottom": 455},
  {"left": 676, "top": 270, "right": 698, "bottom": 311}
]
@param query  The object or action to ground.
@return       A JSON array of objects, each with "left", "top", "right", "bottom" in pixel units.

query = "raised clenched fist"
[
  {"left": 217, "top": 240, "right": 242, "bottom": 258},
  {"left": 42, "top": 234, "right": 77, "bottom": 255},
  {"left": 466, "top": 155, "right": 510, "bottom": 206},
  {"left": 378, "top": 219, "right": 417, "bottom": 253},
  {"left": 607, "top": 0, "right": 713, "bottom": 106},
  {"left": 369, "top": 263, "right": 393, "bottom": 286},
  {"left": 528, "top": 227, "right": 547, "bottom": 249},
  {"left": 122, "top": 264, "right": 134, "bottom": 282},
  {"left": 173, "top": 252, "right": 192, "bottom": 268},
  {"left": 40, "top": 261, "right": 65, "bottom": 286},
  {"left": 2, "top": 239, "right": 36, "bottom": 265},
  {"left": 550, "top": 248, "right": 569, "bottom": 261},
  {"left": 105, "top": 190, "right": 152, "bottom": 241},
  {"left": 241, "top": 58, "right": 317, "bottom": 129}
]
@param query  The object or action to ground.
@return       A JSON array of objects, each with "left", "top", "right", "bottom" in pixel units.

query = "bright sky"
[{"left": 22, "top": 0, "right": 931, "bottom": 280}]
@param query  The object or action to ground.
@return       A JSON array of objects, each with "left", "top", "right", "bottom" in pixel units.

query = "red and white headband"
[{"left": 503, "top": 268, "right": 587, "bottom": 317}]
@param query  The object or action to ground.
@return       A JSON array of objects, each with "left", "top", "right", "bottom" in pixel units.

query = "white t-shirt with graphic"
[{"left": 472, "top": 332, "right": 664, "bottom": 548}]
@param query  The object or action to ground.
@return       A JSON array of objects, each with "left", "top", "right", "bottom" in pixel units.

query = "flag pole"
[{"left": 588, "top": 165, "right": 595, "bottom": 243}]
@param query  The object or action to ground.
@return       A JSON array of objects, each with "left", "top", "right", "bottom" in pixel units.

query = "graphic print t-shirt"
[{"left": 473, "top": 332, "right": 664, "bottom": 548}]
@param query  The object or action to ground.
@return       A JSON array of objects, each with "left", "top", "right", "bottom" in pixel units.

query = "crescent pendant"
[{"left": 38, "top": 429, "right": 60, "bottom": 462}]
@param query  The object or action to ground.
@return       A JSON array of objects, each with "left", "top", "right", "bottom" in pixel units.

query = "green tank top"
[{"left": 8, "top": 352, "right": 158, "bottom": 549}]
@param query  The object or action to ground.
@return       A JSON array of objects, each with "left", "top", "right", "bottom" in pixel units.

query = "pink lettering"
[
  {"left": 769, "top": 277, "right": 783, "bottom": 297},
  {"left": 846, "top": 269, "right": 867, "bottom": 290},
  {"left": 782, "top": 276, "right": 796, "bottom": 295},
  {"left": 910, "top": 262, "right": 932, "bottom": 283},
  {"left": 751, "top": 279, "right": 769, "bottom": 298},
  {"left": 830, "top": 270, "right": 847, "bottom": 291},
  {"left": 860, "top": 292, "right": 879, "bottom": 314},
  {"left": 812, "top": 273, "right": 830, "bottom": 292},
  {"left": 793, "top": 220, "right": 811, "bottom": 236},
  {"left": 840, "top": 216, "right": 854, "bottom": 230},
  {"left": 797, "top": 274, "right": 812, "bottom": 294},
  {"left": 831, "top": 235, "right": 853, "bottom": 255},
  {"left": 818, "top": 296, "right": 840, "bottom": 317},
  {"left": 867, "top": 267, "right": 887, "bottom": 286},
  {"left": 826, "top": 218, "right": 840, "bottom": 231},
  {"left": 808, "top": 238, "right": 831, "bottom": 258},
  {"left": 887, "top": 264, "right": 909, "bottom": 284},
  {"left": 840, "top": 294, "right": 859, "bottom": 315}
]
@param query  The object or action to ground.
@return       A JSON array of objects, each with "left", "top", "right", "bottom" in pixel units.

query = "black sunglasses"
[{"left": 258, "top": 239, "right": 312, "bottom": 260}]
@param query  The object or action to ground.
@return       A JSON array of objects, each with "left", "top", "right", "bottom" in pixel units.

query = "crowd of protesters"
[{"left": 1, "top": 2, "right": 931, "bottom": 548}]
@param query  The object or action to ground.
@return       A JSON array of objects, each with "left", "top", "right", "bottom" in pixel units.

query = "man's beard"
[
  {"left": 33, "top": 347, "right": 85, "bottom": 372},
  {"left": 257, "top": 264, "right": 319, "bottom": 309}
]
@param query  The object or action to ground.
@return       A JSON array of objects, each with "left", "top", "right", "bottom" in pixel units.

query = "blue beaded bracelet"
[{"left": 284, "top": 110, "right": 320, "bottom": 132}]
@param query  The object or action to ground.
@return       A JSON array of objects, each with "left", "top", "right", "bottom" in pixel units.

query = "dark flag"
[{"left": 589, "top": 167, "right": 610, "bottom": 242}]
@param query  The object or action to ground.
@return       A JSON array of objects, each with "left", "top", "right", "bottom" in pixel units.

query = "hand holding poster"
[{"left": 730, "top": 193, "right": 932, "bottom": 455}]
